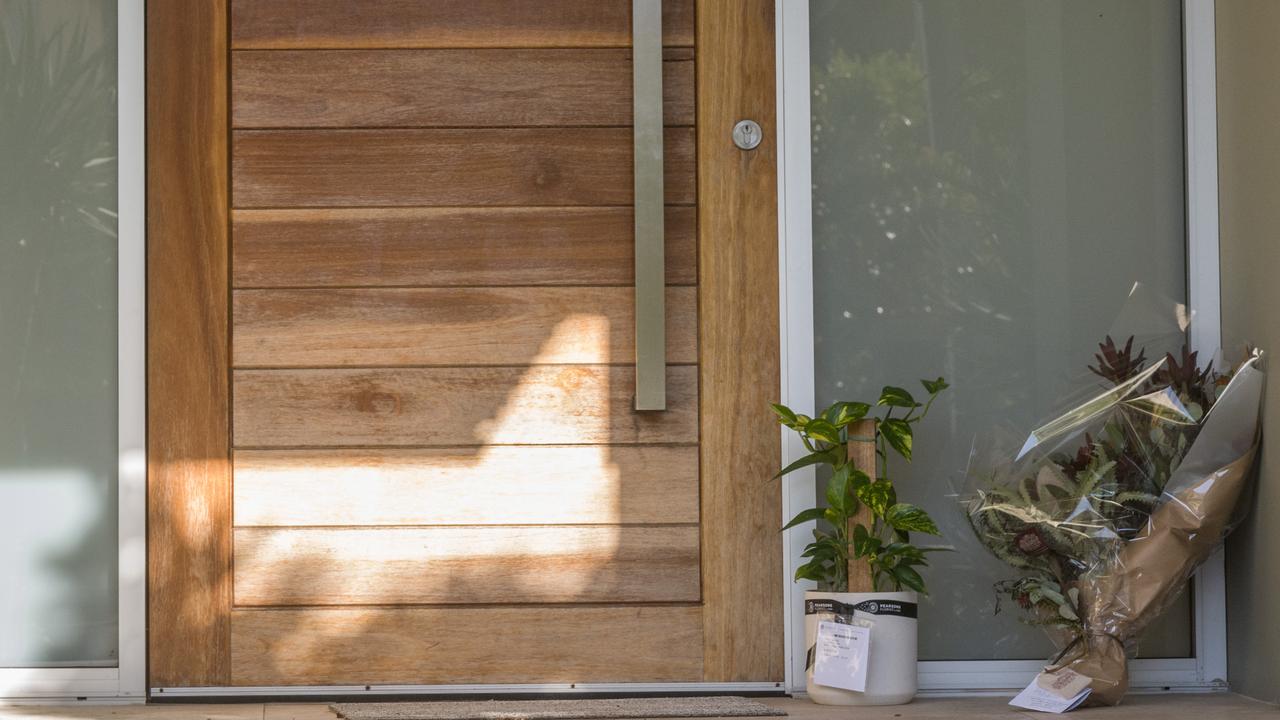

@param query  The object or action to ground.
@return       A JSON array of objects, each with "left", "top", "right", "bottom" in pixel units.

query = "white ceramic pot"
[{"left": 804, "top": 590, "right": 918, "bottom": 706}]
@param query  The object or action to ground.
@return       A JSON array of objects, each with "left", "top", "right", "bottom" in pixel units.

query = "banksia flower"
[
  {"left": 1058, "top": 434, "right": 1096, "bottom": 481},
  {"left": 1152, "top": 345, "right": 1215, "bottom": 411},
  {"left": 1090, "top": 335, "right": 1147, "bottom": 385}
]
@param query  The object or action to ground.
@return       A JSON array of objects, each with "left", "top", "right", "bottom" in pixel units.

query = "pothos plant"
[{"left": 772, "top": 378, "right": 950, "bottom": 595}]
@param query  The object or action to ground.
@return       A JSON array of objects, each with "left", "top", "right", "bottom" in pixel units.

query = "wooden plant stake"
[{"left": 847, "top": 418, "right": 876, "bottom": 593}]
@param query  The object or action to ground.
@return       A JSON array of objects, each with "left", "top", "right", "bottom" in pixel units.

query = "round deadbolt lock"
[{"left": 732, "top": 119, "right": 763, "bottom": 150}]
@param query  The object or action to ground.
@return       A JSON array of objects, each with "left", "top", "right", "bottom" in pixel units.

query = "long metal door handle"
[{"left": 633, "top": 0, "right": 666, "bottom": 411}]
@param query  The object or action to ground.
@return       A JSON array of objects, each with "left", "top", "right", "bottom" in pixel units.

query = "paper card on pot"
[
  {"left": 1036, "top": 668, "right": 1092, "bottom": 699},
  {"left": 812, "top": 620, "right": 870, "bottom": 692},
  {"left": 1009, "top": 671, "right": 1091, "bottom": 713}
]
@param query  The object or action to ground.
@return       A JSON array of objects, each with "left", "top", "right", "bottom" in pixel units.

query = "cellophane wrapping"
[{"left": 960, "top": 287, "right": 1265, "bottom": 706}]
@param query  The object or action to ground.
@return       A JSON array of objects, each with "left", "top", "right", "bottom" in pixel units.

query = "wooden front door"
[{"left": 147, "top": 0, "right": 780, "bottom": 690}]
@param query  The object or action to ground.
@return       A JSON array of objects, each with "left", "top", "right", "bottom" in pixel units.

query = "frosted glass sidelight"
[
  {"left": 0, "top": 0, "right": 119, "bottom": 668},
  {"left": 809, "top": 0, "right": 1191, "bottom": 660}
]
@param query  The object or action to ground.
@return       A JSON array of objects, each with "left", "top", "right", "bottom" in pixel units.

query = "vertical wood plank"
[
  {"left": 697, "top": 0, "right": 784, "bottom": 682},
  {"left": 846, "top": 420, "right": 877, "bottom": 593},
  {"left": 146, "top": 0, "right": 231, "bottom": 688}
]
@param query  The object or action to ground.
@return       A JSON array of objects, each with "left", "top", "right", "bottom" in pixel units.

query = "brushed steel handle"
[{"left": 633, "top": 0, "right": 666, "bottom": 411}]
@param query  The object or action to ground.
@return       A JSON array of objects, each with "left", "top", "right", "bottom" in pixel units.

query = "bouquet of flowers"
[{"left": 962, "top": 307, "right": 1265, "bottom": 705}]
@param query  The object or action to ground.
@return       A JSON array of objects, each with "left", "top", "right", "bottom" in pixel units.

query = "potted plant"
[{"left": 773, "top": 377, "right": 949, "bottom": 706}]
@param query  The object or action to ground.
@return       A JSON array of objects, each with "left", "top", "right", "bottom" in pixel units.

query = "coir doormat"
[{"left": 331, "top": 696, "right": 787, "bottom": 720}]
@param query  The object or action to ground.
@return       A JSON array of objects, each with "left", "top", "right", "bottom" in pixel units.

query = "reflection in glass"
[
  {"left": 809, "top": 0, "right": 1190, "bottom": 660},
  {"left": 0, "top": 0, "right": 119, "bottom": 667}
]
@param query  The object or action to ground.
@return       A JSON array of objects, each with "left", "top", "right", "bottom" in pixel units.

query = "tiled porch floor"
[{"left": 0, "top": 694, "right": 1274, "bottom": 720}]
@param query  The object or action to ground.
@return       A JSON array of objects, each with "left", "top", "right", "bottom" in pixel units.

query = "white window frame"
[
  {"left": 0, "top": 0, "right": 146, "bottom": 702},
  {"left": 776, "top": 0, "right": 1224, "bottom": 694}
]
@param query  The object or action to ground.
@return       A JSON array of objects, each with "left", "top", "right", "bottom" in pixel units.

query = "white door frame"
[
  {"left": 775, "top": 0, "right": 1225, "bottom": 694},
  {"left": 0, "top": 0, "right": 146, "bottom": 701}
]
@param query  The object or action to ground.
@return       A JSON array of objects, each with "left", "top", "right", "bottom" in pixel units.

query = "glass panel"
[
  {"left": 0, "top": 0, "right": 119, "bottom": 667},
  {"left": 809, "top": 0, "right": 1191, "bottom": 660}
]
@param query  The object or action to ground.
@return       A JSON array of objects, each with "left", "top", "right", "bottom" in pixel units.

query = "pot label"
[
  {"left": 812, "top": 621, "right": 871, "bottom": 693},
  {"left": 805, "top": 598, "right": 918, "bottom": 618}
]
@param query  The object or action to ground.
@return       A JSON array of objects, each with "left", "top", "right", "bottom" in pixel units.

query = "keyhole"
[{"left": 733, "top": 119, "right": 763, "bottom": 150}]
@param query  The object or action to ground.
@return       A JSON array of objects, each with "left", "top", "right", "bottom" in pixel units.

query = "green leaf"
[
  {"left": 885, "top": 503, "right": 941, "bottom": 535},
  {"left": 820, "top": 403, "right": 842, "bottom": 426},
  {"left": 848, "top": 468, "right": 872, "bottom": 490},
  {"left": 879, "top": 542, "right": 926, "bottom": 563},
  {"left": 794, "top": 561, "right": 826, "bottom": 582},
  {"left": 879, "top": 541, "right": 908, "bottom": 556},
  {"left": 770, "top": 403, "right": 800, "bottom": 428},
  {"left": 921, "top": 377, "right": 950, "bottom": 395},
  {"left": 1040, "top": 586, "right": 1066, "bottom": 607},
  {"left": 826, "top": 401, "right": 871, "bottom": 428},
  {"left": 825, "top": 465, "right": 852, "bottom": 514},
  {"left": 817, "top": 537, "right": 848, "bottom": 566},
  {"left": 773, "top": 448, "right": 837, "bottom": 479},
  {"left": 892, "top": 565, "right": 927, "bottom": 594},
  {"left": 852, "top": 523, "right": 868, "bottom": 545},
  {"left": 803, "top": 418, "right": 841, "bottom": 444},
  {"left": 852, "top": 524, "right": 880, "bottom": 557},
  {"left": 803, "top": 539, "right": 840, "bottom": 562},
  {"left": 878, "top": 386, "right": 920, "bottom": 408},
  {"left": 823, "top": 507, "right": 844, "bottom": 526},
  {"left": 856, "top": 481, "right": 894, "bottom": 518},
  {"left": 880, "top": 418, "right": 914, "bottom": 461},
  {"left": 781, "top": 507, "right": 826, "bottom": 531}
]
